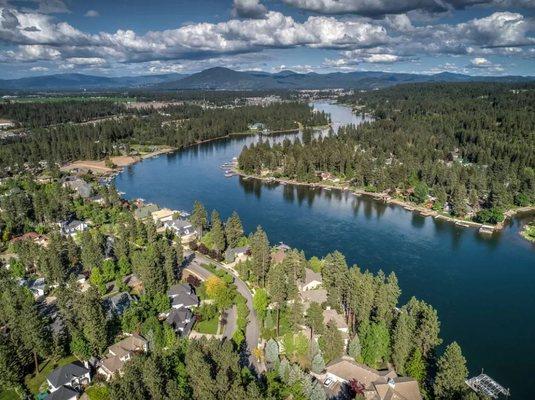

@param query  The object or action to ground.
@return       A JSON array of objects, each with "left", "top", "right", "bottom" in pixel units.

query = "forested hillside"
[{"left": 239, "top": 83, "right": 535, "bottom": 219}]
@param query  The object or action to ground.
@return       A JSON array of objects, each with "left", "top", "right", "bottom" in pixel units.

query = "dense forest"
[
  {"left": 0, "top": 101, "right": 327, "bottom": 173},
  {"left": 0, "top": 100, "right": 126, "bottom": 128},
  {"left": 239, "top": 83, "right": 535, "bottom": 219}
]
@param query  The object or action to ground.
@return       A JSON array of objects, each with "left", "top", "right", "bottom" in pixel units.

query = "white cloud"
[
  {"left": 231, "top": 0, "right": 267, "bottom": 19},
  {"left": 471, "top": 57, "right": 492, "bottom": 66},
  {"left": 84, "top": 10, "right": 99, "bottom": 18},
  {"left": 30, "top": 65, "right": 48, "bottom": 71},
  {"left": 65, "top": 57, "right": 107, "bottom": 66}
]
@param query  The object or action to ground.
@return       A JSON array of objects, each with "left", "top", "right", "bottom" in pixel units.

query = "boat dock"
[{"left": 466, "top": 374, "right": 510, "bottom": 398}]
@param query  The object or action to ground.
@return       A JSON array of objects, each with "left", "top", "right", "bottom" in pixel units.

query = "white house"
[
  {"left": 163, "top": 219, "right": 197, "bottom": 243},
  {"left": 47, "top": 362, "right": 91, "bottom": 397}
]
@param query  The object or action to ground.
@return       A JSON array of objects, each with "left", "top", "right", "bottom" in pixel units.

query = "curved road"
[{"left": 184, "top": 251, "right": 265, "bottom": 372}]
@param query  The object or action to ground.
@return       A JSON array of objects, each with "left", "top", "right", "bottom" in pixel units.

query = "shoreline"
[{"left": 233, "top": 168, "right": 535, "bottom": 234}]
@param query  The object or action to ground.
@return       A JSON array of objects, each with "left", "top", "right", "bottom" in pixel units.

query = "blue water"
[{"left": 115, "top": 101, "right": 535, "bottom": 399}]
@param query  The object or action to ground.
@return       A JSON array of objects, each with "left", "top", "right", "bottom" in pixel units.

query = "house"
[
  {"left": 224, "top": 246, "right": 250, "bottom": 263},
  {"left": 323, "top": 308, "right": 349, "bottom": 344},
  {"left": 300, "top": 268, "right": 322, "bottom": 291},
  {"left": 103, "top": 292, "right": 134, "bottom": 317},
  {"left": 163, "top": 219, "right": 197, "bottom": 242},
  {"left": 0, "top": 119, "right": 15, "bottom": 130},
  {"left": 48, "top": 384, "right": 80, "bottom": 400},
  {"left": 10, "top": 232, "right": 49, "bottom": 247},
  {"left": 151, "top": 208, "right": 176, "bottom": 224},
  {"left": 60, "top": 220, "right": 89, "bottom": 237},
  {"left": 319, "top": 356, "right": 423, "bottom": 400},
  {"left": 47, "top": 362, "right": 91, "bottom": 396},
  {"left": 19, "top": 277, "right": 46, "bottom": 298},
  {"left": 98, "top": 334, "right": 148, "bottom": 380},
  {"left": 134, "top": 204, "right": 159, "bottom": 220},
  {"left": 301, "top": 289, "right": 328, "bottom": 310},
  {"left": 271, "top": 249, "right": 286, "bottom": 264},
  {"left": 63, "top": 178, "right": 92, "bottom": 199},
  {"left": 165, "top": 307, "right": 195, "bottom": 336},
  {"left": 168, "top": 283, "right": 199, "bottom": 309}
]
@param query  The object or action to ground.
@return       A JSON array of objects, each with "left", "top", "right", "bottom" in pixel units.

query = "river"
[{"left": 115, "top": 101, "right": 535, "bottom": 399}]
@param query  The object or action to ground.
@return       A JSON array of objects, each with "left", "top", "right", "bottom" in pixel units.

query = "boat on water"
[
  {"left": 324, "top": 187, "right": 331, "bottom": 191},
  {"left": 455, "top": 221, "right": 471, "bottom": 228}
]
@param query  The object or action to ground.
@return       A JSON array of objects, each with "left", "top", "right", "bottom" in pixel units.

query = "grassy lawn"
[
  {"left": 85, "top": 385, "right": 111, "bottom": 400},
  {"left": 24, "top": 355, "right": 78, "bottom": 394},
  {"left": 0, "top": 390, "right": 20, "bottom": 400},
  {"left": 195, "top": 316, "right": 219, "bottom": 334}
]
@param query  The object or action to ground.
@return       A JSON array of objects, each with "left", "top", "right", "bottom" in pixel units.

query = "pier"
[{"left": 466, "top": 374, "right": 510, "bottom": 398}]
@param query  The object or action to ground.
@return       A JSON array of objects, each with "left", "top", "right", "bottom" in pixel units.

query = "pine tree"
[
  {"left": 225, "top": 211, "right": 244, "bottom": 248},
  {"left": 318, "top": 321, "right": 344, "bottom": 363},
  {"left": 348, "top": 333, "right": 362, "bottom": 361},
  {"left": 190, "top": 201, "right": 207, "bottom": 236},
  {"left": 265, "top": 338, "right": 280, "bottom": 365},
  {"left": 392, "top": 311, "right": 413, "bottom": 374},
  {"left": 305, "top": 302, "right": 325, "bottom": 337},
  {"left": 210, "top": 210, "right": 226, "bottom": 255},
  {"left": 249, "top": 226, "right": 271, "bottom": 286},
  {"left": 321, "top": 251, "right": 349, "bottom": 311},
  {"left": 163, "top": 243, "right": 177, "bottom": 287},
  {"left": 405, "top": 348, "right": 426, "bottom": 383},
  {"left": 360, "top": 322, "right": 390, "bottom": 368},
  {"left": 433, "top": 342, "right": 468, "bottom": 400},
  {"left": 311, "top": 353, "right": 325, "bottom": 373}
]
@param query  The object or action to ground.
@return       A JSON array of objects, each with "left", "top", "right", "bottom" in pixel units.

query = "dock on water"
[{"left": 466, "top": 374, "right": 510, "bottom": 398}]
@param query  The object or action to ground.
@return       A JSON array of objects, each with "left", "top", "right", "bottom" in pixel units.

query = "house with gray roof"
[
  {"left": 63, "top": 178, "right": 92, "bottom": 199},
  {"left": 224, "top": 246, "right": 250, "bottom": 263},
  {"left": 134, "top": 204, "right": 159, "bottom": 220},
  {"left": 47, "top": 385, "right": 80, "bottom": 400},
  {"left": 168, "top": 283, "right": 199, "bottom": 309},
  {"left": 163, "top": 219, "right": 197, "bottom": 242},
  {"left": 165, "top": 307, "right": 195, "bottom": 337},
  {"left": 60, "top": 220, "right": 88, "bottom": 237},
  {"left": 103, "top": 292, "right": 134, "bottom": 318},
  {"left": 47, "top": 362, "right": 91, "bottom": 396}
]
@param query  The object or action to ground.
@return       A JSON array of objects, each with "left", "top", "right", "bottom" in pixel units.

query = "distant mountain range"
[{"left": 1, "top": 68, "right": 533, "bottom": 92}]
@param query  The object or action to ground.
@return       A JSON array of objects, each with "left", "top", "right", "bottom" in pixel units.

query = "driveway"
[{"left": 185, "top": 252, "right": 265, "bottom": 372}]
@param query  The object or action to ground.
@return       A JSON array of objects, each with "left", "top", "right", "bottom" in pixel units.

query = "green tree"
[
  {"left": 348, "top": 333, "right": 362, "bottom": 361},
  {"left": 253, "top": 288, "right": 269, "bottom": 320},
  {"left": 311, "top": 352, "right": 325, "bottom": 374},
  {"left": 190, "top": 201, "right": 208, "bottom": 236},
  {"left": 249, "top": 226, "right": 271, "bottom": 286},
  {"left": 321, "top": 251, "right": 348, "bottom": 311},
  {"left": 210, "top": 210, "right": 226, "bottom": 255},
  {"left": 318, "top": 321, "right": 344, "bottom": 363},
  {"left": 265, "top": 338, "right": 280, "bottom": 365},
  {"left": 225, "top": 211, "right": 244, "bottom": 248},
  {"left": 392, "top": 311, "right": 413, "bottom": 374},
  {"left": 361, "top": 322, "right": 390, "bottom": 368},
  {"left": 433, "top": 342, "right": 468, "bottom": 400},
  {"left": 405, "top": 348, "right": 426, "bottom": 384},
  {"left": 305, "top": 302, "right": 325, "bottom": 337}
]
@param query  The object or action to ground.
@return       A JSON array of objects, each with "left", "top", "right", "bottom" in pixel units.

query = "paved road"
[
  {"left": 222, "top": 305, "right": 237, "bottom": 339},
  {"left": 184, "top": 251, "right": 265, "bottom": 372}
]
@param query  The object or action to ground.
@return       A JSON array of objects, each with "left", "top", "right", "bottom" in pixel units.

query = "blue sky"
[{"left": 0, "top": 0, "right": 534, "bottom": 78}]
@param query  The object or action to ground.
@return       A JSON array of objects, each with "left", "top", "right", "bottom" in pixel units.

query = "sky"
[{"left": 0, "top": 0, "right": 534, "bottom": 78}]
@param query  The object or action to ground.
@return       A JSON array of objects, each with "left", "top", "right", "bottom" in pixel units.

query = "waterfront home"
[
  {"left": 98, "top": 334, "right": 148, "bottom": 381},
  {"left": 271, "top": 249, "right": 287, "bottom": 265},
  {"left": 316, "top": 356, "right": 422, "bottom": 400},
  {"left": 60, "top": 220, "right": 89, "bottom": 237},
  {"left": 224, "top": 246, "right": 250, "bottom": 263},
  {"left": 300, "top": 268, "right": 322, "bottom": 291},
  {"left": 62, "top": 178, "right": 92, "bottom": 199},
  {"left": 134, "top": 203, "right": 159, "bottom": 220},
  {"left": 168, "top": 283, "right": 199, "bottom": 309},
  {"left": 163, "top": 219, "right": 197, "bottom": 243},
  {"left": 151, "top": 208, "right": 176, "bottom": 224},
  {"left": 47, "top": 362, "right": 91, "bottom": 398},
  {"left": 103, "top": 292, "right": 134, "bottom": 318},
  {"left": 165, "top": 307, "right": 195, "bottom": 337}
]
